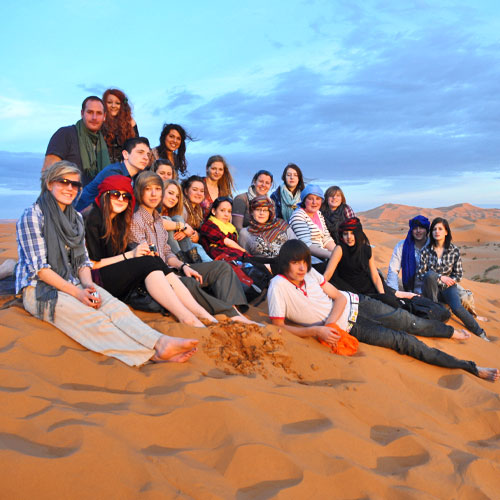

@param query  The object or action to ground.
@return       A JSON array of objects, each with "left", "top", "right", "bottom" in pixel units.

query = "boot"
[
  {"left": 175, "top": 251, "right": 187, "bottom": 263},
  {"left": 186, "top": 247, "right": 202, "bottom": 264}
]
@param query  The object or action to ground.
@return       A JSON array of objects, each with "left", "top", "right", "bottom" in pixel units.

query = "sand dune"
[{"left": 0, "top": 207, "right": 499, "bottom": 499}]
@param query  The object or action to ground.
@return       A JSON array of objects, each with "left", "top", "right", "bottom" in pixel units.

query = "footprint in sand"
[
  {"left": 59, "top": 382, "right": 140, "bottom": 395},
  {"left": 298, "top": 378, "right": 364, "bottom": 387},
  {"left": 281, "top": 417, "right": 333, "bottom": 435},
  {"left": 236, "top": 477, "right": 303, "bottom": 499},
  {"left": 370, "top": 425, "right": 411, "bottom": 446},
  {"left": 437, "top": 374, "right": 464, "bottom": 390},
  {"left": 373, "top": 450, "right": 430, "bottom": 478},
  {"left": 448, "top": 449, "right": 477, "bottom": 475},
  {"left": 48, "top": 418, "right": 99, "bottom": 432},
  {"left": 0, "top": 432, "right": 79, "bottom": 458},
  {"left": 468, "top": 434, "right": 500, "bottom": 449},
  {"left": 141, "top": 445, "right": 188, "bottom": 457}
]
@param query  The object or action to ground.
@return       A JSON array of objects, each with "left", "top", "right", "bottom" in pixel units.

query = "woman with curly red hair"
[{"left": 101, "top": 88, "right": 139, "bottom": 164}]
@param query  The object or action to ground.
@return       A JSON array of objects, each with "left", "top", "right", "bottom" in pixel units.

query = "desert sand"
[{"left": 0, "top": 204, "right": 499, "bottom": 499}]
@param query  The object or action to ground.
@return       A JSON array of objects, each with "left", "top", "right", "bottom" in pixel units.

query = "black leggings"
[{"left": 94, "top": 256, "right": 173, "bottom": 300}]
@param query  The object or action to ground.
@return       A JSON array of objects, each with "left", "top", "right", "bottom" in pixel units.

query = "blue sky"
[{"left": 1, "top": 0, "right": 499, "bottom": 218}]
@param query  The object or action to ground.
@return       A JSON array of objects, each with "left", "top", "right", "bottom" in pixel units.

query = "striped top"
[{"left": 289, "top": 208, "right": 333, "bottom": 263}]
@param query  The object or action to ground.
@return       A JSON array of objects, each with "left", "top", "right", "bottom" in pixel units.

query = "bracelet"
[
  {"left": 123, "top": 253, "right": 127, "bottom": 260},
  {"left": 181, "top": 263, "right": 189, "bottom": 272}
]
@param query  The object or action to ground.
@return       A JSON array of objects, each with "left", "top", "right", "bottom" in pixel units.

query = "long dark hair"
[
  {"left": 156, "top": 123, "right": 192, "bottom": 175},
  {"left": 99, "top": 191, "right": 133, "bottom": 254},
  {"left": 429, "top": 217, "right": 452, "bottom": 249},
  {"left": 338, "top": 218, "right": 370, "bottom": 270},
  {"left": 208, "top": 196, "right": 233, "bottom": 220},
  {"left": 282, "top": 163, "right": 305, "bottom": 194}
]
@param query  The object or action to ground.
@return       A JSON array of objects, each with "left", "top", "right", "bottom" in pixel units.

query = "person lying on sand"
[
  {"left": 268, "top": 240, "right": 499, "bottom": 381},
  {"left": 16, "top": 161, "right": 197, "bottom": 367}
]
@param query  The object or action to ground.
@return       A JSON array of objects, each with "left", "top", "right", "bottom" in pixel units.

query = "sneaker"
[{"left": 479, "top": 331, "right": 490, "bottom": 342}]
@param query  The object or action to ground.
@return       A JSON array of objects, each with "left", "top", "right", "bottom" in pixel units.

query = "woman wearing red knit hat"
[{"left": 84, "top": 175, "right": 216, "bottom": 327}]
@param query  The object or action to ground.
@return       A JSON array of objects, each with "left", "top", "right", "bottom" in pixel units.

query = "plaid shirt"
[
  {"left": 417, "top": 243, "right": 463, "bottom": 288},
  {"left": 199, "top": 218, "right": 246, "bottom": 261},
  {"left": 129, "top": 206, "right": 176, "bottom": 263},
  {"left": 344, "top": 204, "right": 356, "bottom": 219},
  {"left": 15, "top": 203, "right": 91, "bottom": 293}
]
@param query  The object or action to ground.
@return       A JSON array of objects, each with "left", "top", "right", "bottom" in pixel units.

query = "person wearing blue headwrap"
[{"left": 387, "top": 215, "right": 430, "bottom": 293}]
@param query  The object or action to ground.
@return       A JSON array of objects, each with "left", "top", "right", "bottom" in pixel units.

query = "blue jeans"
[
  {"left": 350, "top": 295, "right": 478, "bottom": 376},
  {"left": 162, "top": 215, "right": 194, "bottom": 255},
  {"left": 422, "top": 271, "right": 483, "bottom": 336}
]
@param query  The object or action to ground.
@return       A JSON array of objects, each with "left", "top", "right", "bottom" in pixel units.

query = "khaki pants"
[{"left": 23, "top": 285, "right": 162, "bottom": 367}]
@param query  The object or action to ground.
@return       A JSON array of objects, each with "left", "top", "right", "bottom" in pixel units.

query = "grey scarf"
[{"left": 35, "top": 191, "right": 87, "bottom": 321}]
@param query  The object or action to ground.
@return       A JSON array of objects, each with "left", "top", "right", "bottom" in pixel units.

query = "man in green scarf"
[{"left": 43, "top": 96, "right": 110, "bottom": 186}]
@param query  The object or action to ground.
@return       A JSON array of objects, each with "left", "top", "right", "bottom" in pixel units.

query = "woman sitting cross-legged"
[
  {"left": 417, "top": 217, "right": 489, "bottom": 341},
  {"left": 84, "top": 174, "right": 216, "bottom": 327},
  {"left": 16, "top": 161, "right": 197, "bottom": 367}
]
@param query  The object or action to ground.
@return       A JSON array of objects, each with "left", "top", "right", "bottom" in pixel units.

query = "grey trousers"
[{"left": 179, "top": 260, "right": 249, "bottom": 316}]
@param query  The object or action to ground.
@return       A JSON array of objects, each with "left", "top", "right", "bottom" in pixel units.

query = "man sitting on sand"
[
  {"left": 76, "top": 137, "right": 151, "bottom": 212},
  {"left": 268, "top": 240, "right": 499, "bottom": 381},
  {"left": 387, "top": 215, "right": 429, "bottom": 294}
]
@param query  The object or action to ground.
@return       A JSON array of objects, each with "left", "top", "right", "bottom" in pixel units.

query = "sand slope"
[{"left": 1, "top": 207, "right": 499, "bottom": 499}]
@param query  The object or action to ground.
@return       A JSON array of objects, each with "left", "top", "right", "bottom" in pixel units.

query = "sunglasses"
[
  {"left": 53, "top": 178, "right": 83, "bottom": 190},
  {"left": 107, "top": 190, "right": 132, "bottom": 201}
]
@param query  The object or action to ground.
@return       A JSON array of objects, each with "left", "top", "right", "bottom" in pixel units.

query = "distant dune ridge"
[
  {"left": 0, "top": 204, "right": 499, "bottom": 498},
  {"left": 360, "top": 202, "right": 500, "bottom": 224}
]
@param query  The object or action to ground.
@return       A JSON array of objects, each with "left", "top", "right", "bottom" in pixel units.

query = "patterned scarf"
[{"left": 248, "top": 196, "right": 288, "bottom": 243}]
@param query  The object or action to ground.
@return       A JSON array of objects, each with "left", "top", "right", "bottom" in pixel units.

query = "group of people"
[{"left": 14, "top": 90, "right": 498, "bottom": 381}]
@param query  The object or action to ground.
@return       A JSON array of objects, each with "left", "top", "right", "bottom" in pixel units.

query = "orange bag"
[{"left": 318, "top": 323, "right": 359, "bottom": 356}]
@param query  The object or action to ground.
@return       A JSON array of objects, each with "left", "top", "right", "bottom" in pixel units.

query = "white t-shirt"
[{"left": 268, "top": 268, "right": 357, "bottom": 331}]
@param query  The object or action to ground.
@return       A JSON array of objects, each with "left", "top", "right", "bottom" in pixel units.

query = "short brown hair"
[{"left": 134, "top": 171, "right": 164, "bottom": 207}]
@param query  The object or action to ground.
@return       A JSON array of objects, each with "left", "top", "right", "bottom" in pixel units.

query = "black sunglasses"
[
  {"left": 106, "top": 190, "right": 132, "bottom": 201},
  {"left": 53, "top": 178, "right": 83, "bottom": 190}
]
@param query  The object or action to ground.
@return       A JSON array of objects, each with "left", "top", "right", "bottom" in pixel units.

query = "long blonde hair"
[{"left": 161, "top": 179, "right": 183, "bottom": 217}]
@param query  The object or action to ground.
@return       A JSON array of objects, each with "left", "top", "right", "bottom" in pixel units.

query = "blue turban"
[{"left": 401, "top": 215, "right": 430, "bottom": 290}]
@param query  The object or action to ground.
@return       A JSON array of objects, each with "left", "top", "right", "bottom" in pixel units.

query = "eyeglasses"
[
  {"left": 107, "top": 190, "right": 132, "bottom": 201},
  {"left": 254, "top": 208, "right": 270, "bottom": 214},
  {"left": 53, "top": 178, "right": 83, "bottom": 190}
]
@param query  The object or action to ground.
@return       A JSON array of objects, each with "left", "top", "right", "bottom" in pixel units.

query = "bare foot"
[
  {"left": 199, "top": 313, "right": 218, "bottom": 324},
  {"left": 230, "top": 315, "right": 260, "bottom": 325},
  {"left": 179, "top": 316, "right": 205, "bottom": 328},
  {"left": 153, "top": 336, "right": 199, "bottom": 362},
  {"left": 477, "top": 367, "right": 500, "bottom": 381},
  {"left": 451, "top": 329, "right": 471, "bottom": 340}
]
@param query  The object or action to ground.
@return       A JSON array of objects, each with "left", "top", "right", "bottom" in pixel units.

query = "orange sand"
[{"left": 0, "top": 204, "right": 499, "bottom": 499}]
